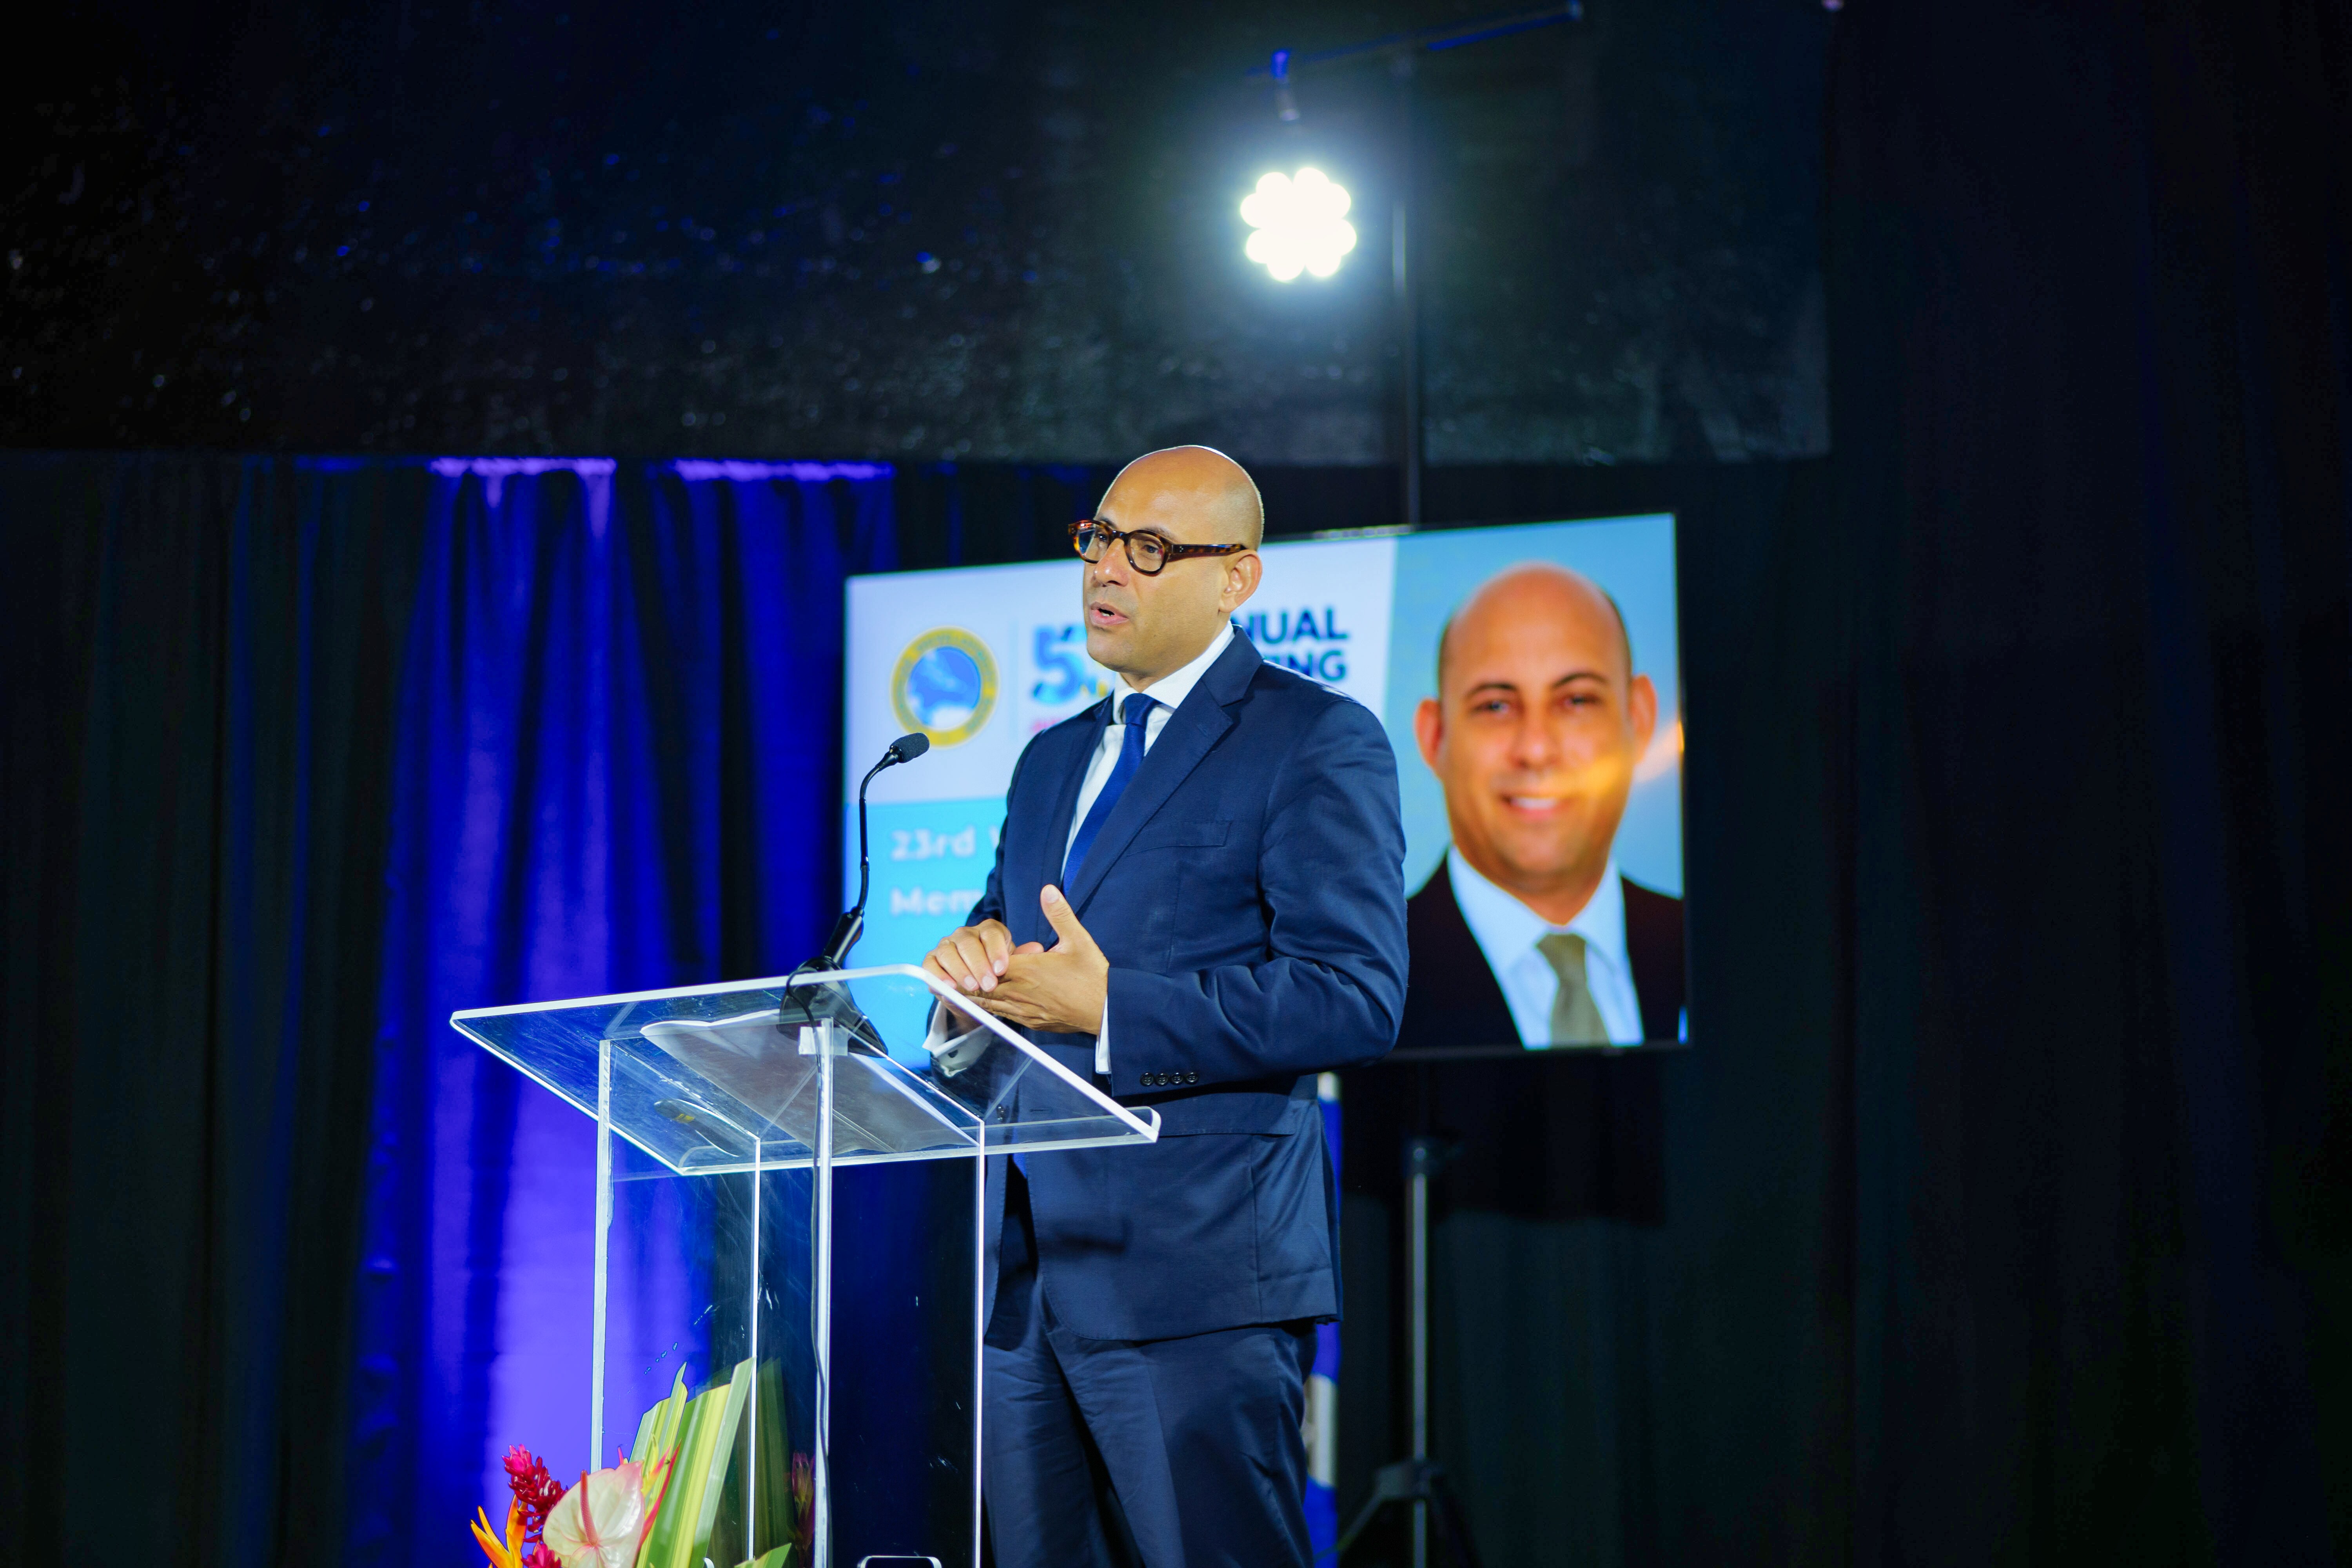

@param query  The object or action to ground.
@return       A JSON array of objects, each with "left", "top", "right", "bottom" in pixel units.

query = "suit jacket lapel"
[
  {"left": 1620, "top": 876, "right": 1686, "bottom": 1042},
  {"left": 1025, "top": 698, "right": 1107, "bottom": 935},
  {"left": 1064, "top": 635, "right": 1259, "bottom": 912},
  {"left": 1428, "top": 862, "right": 1519, "bottom": 1047}
]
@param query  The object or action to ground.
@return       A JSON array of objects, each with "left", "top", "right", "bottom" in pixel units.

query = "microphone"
[{"left": 815, "top": 731, "right": 931, "bottom": 971}]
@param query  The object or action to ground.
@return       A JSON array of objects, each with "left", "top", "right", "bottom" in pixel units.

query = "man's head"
[
  {"left": 1082, "top": 446, "right": 1265, "bottom": 687},
  {"left": 1414, "top": 563, "right": 1657, "bottom": 924}
]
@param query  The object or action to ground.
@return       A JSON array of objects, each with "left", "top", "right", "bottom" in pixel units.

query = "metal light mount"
[
  {"left": 1240, "top": 2, "right": 1585, "bottom": 531},
  {"left": 1272, "top": 47, "right": 1301, "bottom": 123}
]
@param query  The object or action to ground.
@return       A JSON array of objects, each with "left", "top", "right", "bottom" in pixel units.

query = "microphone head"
[{"left": 889, "top": 731, "right": 932, "bottom": 762}]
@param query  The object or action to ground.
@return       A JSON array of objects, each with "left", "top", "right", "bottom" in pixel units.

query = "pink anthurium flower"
[{"left": 541, "top": 1456, "right": 672, "bottom": 1568}]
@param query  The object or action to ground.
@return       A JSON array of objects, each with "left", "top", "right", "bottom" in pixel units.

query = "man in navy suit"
[{"left": 922, "top": 446, "right": 1408, "bottom": 1567}]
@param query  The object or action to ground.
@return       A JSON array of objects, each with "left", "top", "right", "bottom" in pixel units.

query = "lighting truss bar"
[{"left": 1244, "top": 2, "right": 1581, "bottom": 80}]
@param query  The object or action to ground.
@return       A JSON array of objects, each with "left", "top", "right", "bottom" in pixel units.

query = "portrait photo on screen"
[{"left": 1379, "top": 515, "right": 1684, "bottom": 1052}]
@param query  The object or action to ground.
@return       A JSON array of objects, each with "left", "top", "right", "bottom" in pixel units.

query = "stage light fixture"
[{"left": 1240, "top": 168, "right": 1357, "bottom": 281}]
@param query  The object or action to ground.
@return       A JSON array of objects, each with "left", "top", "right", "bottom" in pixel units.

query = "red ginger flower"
[
  {"left": 504, "top": 1446, "right": 568, "bottom": 1544},
  {"left": 791, "top": 1451, "right": 815, "bottom": 1547}
]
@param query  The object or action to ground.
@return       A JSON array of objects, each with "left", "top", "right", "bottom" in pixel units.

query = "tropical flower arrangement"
[
  {"left": 471, "top": 1360, "right": 811, "bottom": 1568},
  {"left": 472, "top": 1446, "right": 673, "bottom": 1568}
]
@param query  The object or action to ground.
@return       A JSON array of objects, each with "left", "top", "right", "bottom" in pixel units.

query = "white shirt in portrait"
[{"left": 1445, "top": 847, "right": 1645, "bottom": 1047}]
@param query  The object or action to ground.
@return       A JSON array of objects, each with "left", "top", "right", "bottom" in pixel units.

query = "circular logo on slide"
[{"left": 891, "top": 628, "right": 998, "bottom": 746}]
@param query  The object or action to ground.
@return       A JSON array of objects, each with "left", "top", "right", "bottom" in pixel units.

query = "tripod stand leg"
[
  {"left": 1327, "top": 1459, "right": 1483, "bottom": 1568},
  {"left": 1330, "top": 1457, "right": 1413, "bottom": 1562},
  {"left": 1407, "top": 1158, "right": 1430, "bottom": 1568},
  {"left": 1428, "top": 1467, "right": 1483, "bottom": 1568},
  {"left": 1332, "top": 1129, "right": 1484, "bottom": 1566}
]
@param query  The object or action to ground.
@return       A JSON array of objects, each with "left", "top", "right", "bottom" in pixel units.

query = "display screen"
[{"left": 843, "top": 514, "right": 1683, "bottom": 1050}]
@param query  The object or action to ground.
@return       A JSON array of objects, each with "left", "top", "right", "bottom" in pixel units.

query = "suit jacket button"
[
  {"left": 1142, "top": 1073, "right": 1157, "bottom": 1087},
  {"left": 1186, "top": 1071, "right": 1198, "bottom": 1084}
]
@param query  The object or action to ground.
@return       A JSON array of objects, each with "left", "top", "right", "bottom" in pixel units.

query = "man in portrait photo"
[{"left": 1398, "top": 561, "right": 1685, "bottom": 1051}]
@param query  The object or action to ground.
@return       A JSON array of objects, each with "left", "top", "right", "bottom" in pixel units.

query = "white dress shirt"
[
  {"left": 1445, "top": 847, "right": 1646, "bottom": 1047},
  {"left": 933, "top": 624, "right": 1235, "bottom": 1075},
  {"left": 1062, "top": 624, "right": 1232, "bottom": 873}
]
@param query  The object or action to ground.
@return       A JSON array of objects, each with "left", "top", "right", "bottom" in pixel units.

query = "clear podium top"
[{"left": 453, "top": 964, "right": 1159, "bottom": 1175}]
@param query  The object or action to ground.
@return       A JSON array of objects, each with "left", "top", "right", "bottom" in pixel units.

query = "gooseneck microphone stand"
[
  {"left": 771, "top": 729, "right": 931, "bottom": 1568},
  {"left": 816, "top": 730, "right": 933, "bottom": 971},
  {"left": 780, "top": 731, "right": 931, "bottom": 1040}
]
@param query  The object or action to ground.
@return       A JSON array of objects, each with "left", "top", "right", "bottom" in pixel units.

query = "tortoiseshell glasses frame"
[{"left": 1068, "top": 518, "right": 1250, "bottom": 576}]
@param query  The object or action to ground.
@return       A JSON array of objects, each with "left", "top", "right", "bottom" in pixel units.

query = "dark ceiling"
[{"left": 3, "top": 0, "right": 1832, "bottom": 465}]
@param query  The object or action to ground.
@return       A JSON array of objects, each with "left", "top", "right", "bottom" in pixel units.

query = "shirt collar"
[
  {"left": 1446, "top": 846, "right": 1631, "bottom": 978},
  {"left": 1118, "top": 622, "right": 1233, "bottom": 722}
]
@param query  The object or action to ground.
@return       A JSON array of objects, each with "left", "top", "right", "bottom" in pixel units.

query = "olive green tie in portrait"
[{"left": 1536, "top": 932, "right": 1611, "bottom": 1045}]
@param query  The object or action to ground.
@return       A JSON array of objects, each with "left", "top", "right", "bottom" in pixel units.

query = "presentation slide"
[{"left": 844, "top": 513, "right": 1683, "bottom": 1050}]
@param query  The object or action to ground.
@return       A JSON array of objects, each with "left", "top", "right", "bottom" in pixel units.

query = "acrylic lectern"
[{"left": 453, "top": 964, "right": 1159, "bottom": 1568}]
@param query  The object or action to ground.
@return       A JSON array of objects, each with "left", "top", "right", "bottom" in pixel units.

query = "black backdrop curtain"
[
  {"left": 1822, "top": 2, "right": 2348, "bottom": 1557},
  {"left": 1, "top": 454, "right": 427, "bottom": 1564},
  {"left": 4, "top": 2, "right": 2350, "bottom": 1565},
  {"left": 1332, "top": 4, "right": 2350, "bottom": 1564}
]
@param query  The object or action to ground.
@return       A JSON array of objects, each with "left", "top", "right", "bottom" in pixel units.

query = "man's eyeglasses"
[{"left": 1068, "top": 518, "right": 1249, "bottom": 576}]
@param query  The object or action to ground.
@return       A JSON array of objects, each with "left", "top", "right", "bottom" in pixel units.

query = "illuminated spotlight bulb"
[{"left": 1240, "top": 167, "right": 1357, "bottom": 281}]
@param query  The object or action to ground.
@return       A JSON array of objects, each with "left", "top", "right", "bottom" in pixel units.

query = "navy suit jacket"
[{"left": 965, "top": 632, "right": 1408, "bottom": 1342}]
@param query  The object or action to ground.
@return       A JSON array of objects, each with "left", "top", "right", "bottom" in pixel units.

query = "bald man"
[
  {"left": 1401, "top": 562, "right": 1684, "bottom": 1049},
  {"left": 922, "top": 446, "right": 1408, "bottom": 1566}
]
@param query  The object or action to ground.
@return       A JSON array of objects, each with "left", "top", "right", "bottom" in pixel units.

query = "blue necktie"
[{"left": 1062, "top": 693, "right": 1157, "bottom": 888}]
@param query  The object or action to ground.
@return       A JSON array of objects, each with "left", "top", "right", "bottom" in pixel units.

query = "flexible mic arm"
[{"left": 814, "top": 730, "right": 931, "bottom": 971}]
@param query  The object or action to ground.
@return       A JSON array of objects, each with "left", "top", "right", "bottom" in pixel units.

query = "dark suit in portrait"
[
  {"left": 1344, "top": 860, "right": 1683, "bottom": 1224},
  {"left": 1396, "top": 859, "right": 1685, "bottom": 1053},
  {"left": 964, "top": 633, "right": 1408, "bottom": 1567}
]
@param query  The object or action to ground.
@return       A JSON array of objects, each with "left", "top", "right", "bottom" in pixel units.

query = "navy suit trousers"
[{"left": 982, "top": 1162, "right": 1315, "bottom": 1568}]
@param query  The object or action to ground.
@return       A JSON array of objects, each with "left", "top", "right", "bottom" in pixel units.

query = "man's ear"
[
  {"left": 1628, "top": 673, "right": 1658, "bottom": 750},
  {"left": 1220, "top": 550, "right": 1262, "bottom": 613},
  {"left": 1414, "top": 696, "right": 1445, "bottom": 771}
]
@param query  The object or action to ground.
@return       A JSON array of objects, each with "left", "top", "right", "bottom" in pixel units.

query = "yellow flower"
[{"left": 469, "top": 1500, "right": 526, "bottom": 1568}]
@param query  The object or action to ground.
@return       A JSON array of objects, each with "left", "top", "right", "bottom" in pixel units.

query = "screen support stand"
[
  {"left": 1333, "top": 1107, "right": 1481, "bottom": 1567},
  {"left": 1409, "top": 1131, "right": 1432, "bottom": 1568}
]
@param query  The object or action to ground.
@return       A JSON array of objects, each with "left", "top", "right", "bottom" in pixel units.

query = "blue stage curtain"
[{"left": 343, "top": 457, "right": 894, "bottom": 1567}]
